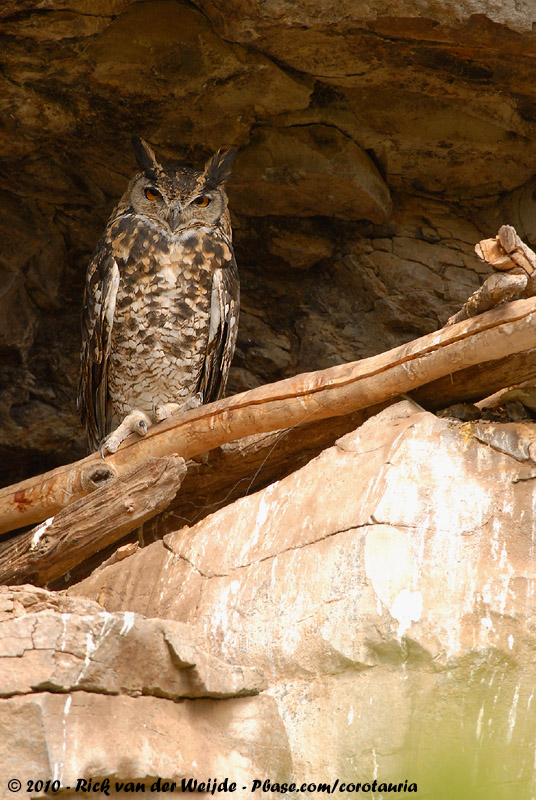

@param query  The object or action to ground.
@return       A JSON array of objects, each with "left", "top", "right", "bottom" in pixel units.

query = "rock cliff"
[{"left": 2, "top": 400, "right": 535, "bottom": 796}]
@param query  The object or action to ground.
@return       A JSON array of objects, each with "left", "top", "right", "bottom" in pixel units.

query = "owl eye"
[
  {"left": 145, "top": 186, "right": 162, "bottom": 201},
  {"left": 192, "top": 195, "right": 211, "bottom": 207}
]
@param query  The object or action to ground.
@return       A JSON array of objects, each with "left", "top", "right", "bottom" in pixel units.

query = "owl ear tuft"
[
  {"left": 131, "top": 135, "right": 163, "bottom": 181},
  {"left": 203, "top": 148, "right": 236, "bottom": 190}
]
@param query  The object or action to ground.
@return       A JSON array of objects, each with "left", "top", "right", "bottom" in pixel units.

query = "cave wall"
[{"left": 2, "top": 0, "right": 536, "bottom": 485}]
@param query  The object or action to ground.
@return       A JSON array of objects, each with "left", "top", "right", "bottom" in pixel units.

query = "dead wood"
[
  {"left": 475, "top": 224, "right": 536, "bottom": 275},
  {"left": 445, "top": 272, "right": 528, "bottom": 326},
  {"left": 0, "top": 456, "right": 186, "bottom": 586},
  {"left": 446, "top": 225, "right": 536, "bottom": 326},
  {"left": 2, "top": 297, "right": 536, "bottom": 538}
]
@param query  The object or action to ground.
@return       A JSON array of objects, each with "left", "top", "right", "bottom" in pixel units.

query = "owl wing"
[
  {"left": 77, "top": 234, "right": 120, "bottom": 451},
  {"left": 199, "top": 243, "right": 240, "bottom": 403}
]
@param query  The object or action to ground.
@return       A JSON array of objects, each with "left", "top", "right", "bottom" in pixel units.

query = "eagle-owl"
[{"left": 78, "top": 136, "right": 239, "bottom": 454}]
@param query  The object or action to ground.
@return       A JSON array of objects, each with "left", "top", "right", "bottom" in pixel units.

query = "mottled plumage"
[{"left": 78, "top": 137, "right": 239, "bottom": 453}]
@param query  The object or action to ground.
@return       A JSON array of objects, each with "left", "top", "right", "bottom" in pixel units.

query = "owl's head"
[{"left": 125, "top": 136, "right": 235, "bottom": 235}]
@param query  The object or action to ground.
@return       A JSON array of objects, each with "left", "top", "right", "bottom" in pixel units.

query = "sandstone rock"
[
  {"left": 0, "top": 585, "right": 102, "bottom": 622},
  {"left": 69, "top": 399, "right": 536, "bottom": 795},
  {"left": 0, "top": 586, "right": 284, "bottom": 798},
  {"left": 84, "top": 1, "right": 310, "bottom": 151},
  {"left": 265, "top": 226, "right": 333, "bottom": 271},
  {"left": 0, "top": 598, "right": 264, "bottom": 700},
  {"left": 193, "top": 0, "right": 535, "bottom": 41},
  {"left": 232, "top": 125, "right": 392, "bottom": 222},
  {"left": 477, "top": 176, "right": 536, "bottom": 247},
  {"left": 194, "top": 0, "right": 536, "bottom": 200},
  {"left": 0, "top": 692, "right": 290, "bottom": 799},
  {"left": 470, "top": 420, "right": 536, "bottom": 462}
]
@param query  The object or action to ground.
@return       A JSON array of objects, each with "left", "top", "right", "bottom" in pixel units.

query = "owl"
[{"left": 77, "top": 136, "right": 239, "bottom": 454}]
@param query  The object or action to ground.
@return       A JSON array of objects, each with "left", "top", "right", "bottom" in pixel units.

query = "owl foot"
[
  {"left": 100, "top": 410, "right": 152, "bottom": 456},
  {"left": 153, "top": 402, "right": 182, "bottom": 422},
  {"left": 153, "top": 392, "right": 204, "bottom": 422}
]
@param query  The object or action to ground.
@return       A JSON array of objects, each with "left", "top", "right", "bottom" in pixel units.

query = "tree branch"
[
  {"left": 446, "top": 272, "right": 528, "bottom": 326},
  {"left": 0, "top": 456, "right": 186, "bottom": 586},
  {"left": 447, "top": 224, "right": 536, "bottom": 325},
  {"left": 2, "top": 297, "right": 536, "bottom": 537}
]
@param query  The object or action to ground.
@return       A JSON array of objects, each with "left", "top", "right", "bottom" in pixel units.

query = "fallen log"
[
  {"left": 0, "top": 456, "right": 186, "bottom": 586},
  {"left": 2, "top": 296, "right": 536, "bottom": 536}
]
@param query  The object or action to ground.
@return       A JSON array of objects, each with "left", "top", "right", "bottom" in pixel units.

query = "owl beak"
[{"left": 168, "top": 204, "right": 182, "bottom": 231}]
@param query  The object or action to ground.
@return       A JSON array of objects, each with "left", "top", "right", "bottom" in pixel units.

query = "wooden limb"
[
  {"left": 2, "top": 297, "right": 536, "bottom": 536},
  {"left": 475, "top": 224, "right": 536, "bottom": 275},
  {"left": 445, "top": 272, "right": 528, "bottom": 326},
  {"left": 446, "top": 224, "right": 536, "bottom": 326},
  {"left": 0, "top": 456, "right": 186, "bottom": 586},
  {"left": 412, "top": 345, "right": 536, "bottom": 410},
  {"left": 49, "top": 405, "right": 392, "bottom": 589}
]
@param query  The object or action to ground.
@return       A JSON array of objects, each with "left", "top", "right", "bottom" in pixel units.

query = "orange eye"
[
  {"left": 145, "top": 186, "right": 162, "bottom": 201},
  {"left": 193, "top": 195, "right": 210, "bottom": 207}
]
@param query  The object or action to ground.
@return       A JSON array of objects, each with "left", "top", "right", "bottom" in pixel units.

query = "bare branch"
[
  {"left": 1, "top": 297, "right": 536, "bottom": 537},
  {"left": 445, "top": 272, "right": 528, "bottom": 326},
  {"left": 0, "top": 456, "right": 186, "bottom": 586}
]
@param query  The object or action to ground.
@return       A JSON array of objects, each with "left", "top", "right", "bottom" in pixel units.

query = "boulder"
[
  {"left": 231, "top": 125, "right": 392, "bottom": 222},
  {"left": 0, "top": 586, "right": 289, "bottom": 798},
  {"left": 68, "top": 399, "right": 536, "bottom": 796}
]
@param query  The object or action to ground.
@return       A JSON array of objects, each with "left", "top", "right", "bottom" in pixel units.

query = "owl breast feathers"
[{"left": 78, "top": 136, "right": 239, "bottom": 453}]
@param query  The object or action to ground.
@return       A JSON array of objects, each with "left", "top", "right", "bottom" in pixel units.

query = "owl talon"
[
  {"left": 154, "top": 393, "right": 204, "bottom": 422},
  {"left": 154, "top": 403, "right": 181, "bottom": 423},
  {"left": 135, "top": 419, "right": 148, "bottom": 436},
  {"left": 100, "top": 410, "right": 152, "bottom": 456},
  {"left": 101, "top": 435, "right": 120, "bottom": 456},
  {"left": 179, "top": 392, "right": 204, "bottom": 413}
]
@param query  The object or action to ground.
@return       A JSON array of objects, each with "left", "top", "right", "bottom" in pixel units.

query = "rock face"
[
  {"left": 63, "top": 400, "right": 536, "bottom": 797},
  {"left": 0, "top": 586, "right": 290, "bottom": 798},
  {"left": 0, "top": 605, "right": 264, "bottom": 699},
  {"left": 2, "top": 0, "right": 536, "bottom": 483}
]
